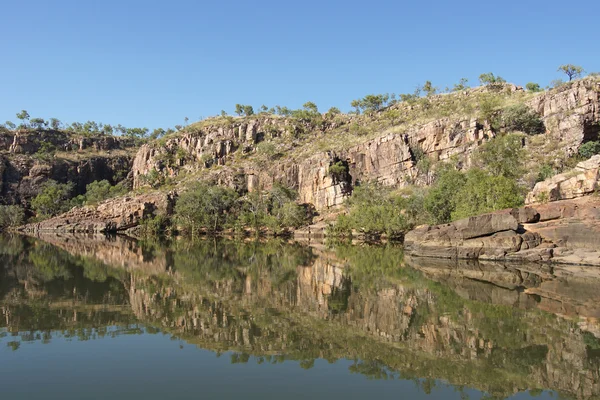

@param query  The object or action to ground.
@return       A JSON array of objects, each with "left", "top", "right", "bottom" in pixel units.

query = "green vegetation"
[
  {"left": 558, "top": 64, "right": 584, "bottom": 81},
  {"left": 351, "top": 94, "right": 393, "bottom": 114},
  {"left": 235, "top": 104, "right": 254, "bottom": 116},
  {"left": 329, "top": 184, "right": 425, "bottom": 239},
  {"left": 2, "top": 109, "right": 168, "bottom": 142},
  {"left": 526, "top": 82, "right": 542, "bottom": 92},
  {"left": 499, "top": 104, "right": 545, "bottom": 134},
  {"left": 452, "top": 77, "right": 469, "bottom": 91},
  {"left": 31, "top": 180, "right": 75, "bottom": 218},
  {"left": 5, "top": 69, "right": 598, "bottom": 235},
  {"left": 174, "top": 182, "right": 311, "bottom": 236},
  {"left": 578, "top": 141, "right": 600, "bottom": 159},
  {"left": 426, "top": 134, "right": 526, "bottom": 222},
  {"left": 174, "top": 182, "right": 239, "bottom": 233},
  {"left": 332, "top": 134, "right": 527, "bottom": 233},
  {"left": 0, "top": 205, "right": 25, "bottom": 230},
  {"left": 73, "top": 180, "right": 129, "bottom": 205},
  {"left": 479, "top": 72, "right": 506, "bottom": 88}
]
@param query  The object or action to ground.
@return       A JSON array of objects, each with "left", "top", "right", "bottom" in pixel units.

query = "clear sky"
[{"left": 1, "top": 0, "right": 598, "bottom": 130}]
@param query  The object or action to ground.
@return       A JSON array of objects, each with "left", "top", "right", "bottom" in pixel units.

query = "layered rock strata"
[
  {"left": 18, "top": 191, "right": 175, "bottom": 233},
  {"left": 405, "top": 196, "right": 600, "bottom": 265}
]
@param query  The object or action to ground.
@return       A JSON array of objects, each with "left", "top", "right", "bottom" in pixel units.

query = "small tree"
[
  {"left": 234, "top": 104, "right": 243, "bottom": 116},
  {"left": 30, "top": 118, "right": 47, "bottom": 130},
  {"left": 525, "top": 82, "right": 542, "bottom": 92},
  {"left": 5, "top": 121, "right": 16, "bottom": 130},
  {"left": 16, "top": 110, "right": 30, "bottom": 128},
  {"left": 84, "top": 180, "right": 113, "bottom": 204},
  {"left": 452, "top": 78, "right": 469, "bottom": 92},
  {"left": 0, "top": 205, "right": 25, "bottom": 229},
  {"left": 422, "top": 81, "right": 437, "bottom": 96},
  {"left": 557, "top": 64, "right": 584, "bottom": 81},
  {"left": 235, "top": 104, "right": 254, "bottom": 116},
  {"left": 243, "top": 105, "right": 254, "bottom": 116},
  {"left": 325, "top": 107, "right": 341, "bottom": 117},
  {"left": 175, "top": 182, "right": 239, "bottom": 234},
  {"left": 31, "top": 180, "right": 74, "bottom": 218},
  {"left": 479, "top": 73, "right": 506, "bottom": 87},
  {"left": 302, "top": 101, "right": 319, "bottom": 113},
  {"left": 49, "top": 118, "right": 61, "bottom": 130},
  {"left": 500, "top": 104, "right": 545, "bottom": 134},
  {"left": 474, "top": 134, "right": 525, "bottom": 179}
]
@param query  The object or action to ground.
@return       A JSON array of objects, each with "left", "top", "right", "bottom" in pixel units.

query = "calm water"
[{"left": 1, "top": 234, "right": 599, "bottom": 399}]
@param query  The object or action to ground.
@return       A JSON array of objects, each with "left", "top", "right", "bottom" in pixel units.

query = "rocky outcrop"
[
  {"left": 0, "top": 129, "right": 137, "bottom": 207},
  {"left": 130, "top": 79, "right": 600, "bottom": 212},
  {"left": 0, "top": 154, "right": 133, "bottom": 206},
  {"left": 528, "top": 79, "right": 600, "bottom": 152},
  {"left": 405, "top": 197, "right": 600, "bottom": 265},
  {"left": 526, "top": 154, "right": 600, "bottom": 204},
  {"left": 19, "top": 191, "right": 175, "bottom": 233},
  {"left": 2, "top": 129, "right": 136, "bottom": 154}
]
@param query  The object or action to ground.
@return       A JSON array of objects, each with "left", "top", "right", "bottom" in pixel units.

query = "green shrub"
[
  {"left": 578, "top": 141, "right": 600, "bottom": 159},
  {"left": 140, "top": 214, "right": 171, "bottom": 236},
  {"left": 83, "top": 180, "right": 128, "bottom": 205},
  {"left": 330, "top": 183, "right": 418, "bottom": 239},
  {"left": 536, "top": 164, "right": 555, "bottom": 182},
  {"left": 175, "top": 182, "right": 239, "bottom": 233},
  {"left": 237, "top": 184, "right": 311, "bottom": 234},
  {"left": 478, "top": 93, "right": 503, "bottom": 128},
  {"left": 525, "top": 82, "right": 542, "bottom": 92},
  {"left": 474, "top": 134, "right": 525, "bottom": 179},
  {"left": 423, "top": 166, "right": 467, "bottom": 224},
  {"left": 0, "top": 205, "right": 25, "bottom": 229},
  {"left": 500, "top": 104, "right": 545, "bottom": 134},
  {"left": 451, "top": 169, "right": 525, "bottom": 220},
  {"left": 31, "top": 180, "right": 74, "bottom": 218},
  {"left": 34, "top": 141, "right": 57, "bottom": 161},
  {"left": 328, "top": 161, "right": 348, "bottom": 182}
]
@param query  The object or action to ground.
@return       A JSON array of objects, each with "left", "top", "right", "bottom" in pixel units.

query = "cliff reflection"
[{"left": 1, "top": 234, "right": 600, "bottom": 399}]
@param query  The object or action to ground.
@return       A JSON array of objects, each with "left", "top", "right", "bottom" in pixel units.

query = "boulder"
[
  {"left": 19, "top": 191, "right": 175, "bottom": 234},
  {"left": 526, "top": 155, "right": 600, "bottom": 204},
  {"left": 405, "top": 196, "right": 600, "bottom": 264}
]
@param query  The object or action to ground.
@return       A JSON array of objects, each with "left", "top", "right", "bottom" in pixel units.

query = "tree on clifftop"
[
  {"left": 557, "top": 64, "right": 584, "bottom": 81},
  {"left": 16, "top": 110, "right": 30, "bottom": 128},
  {"left": 235, "top": 104, "right": 254, "bottom": 116},
  {"left": 479, "top": 73, "right": 506, "bottom": 87}
]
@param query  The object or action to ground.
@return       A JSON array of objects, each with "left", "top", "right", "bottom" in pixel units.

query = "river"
[{"left": 1, "top": 233, "right": 599, "bottom": 399}]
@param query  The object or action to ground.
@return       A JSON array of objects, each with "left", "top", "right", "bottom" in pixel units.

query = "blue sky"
[{"left": 1, "top": 0, "right": 598, "bottom": 130}]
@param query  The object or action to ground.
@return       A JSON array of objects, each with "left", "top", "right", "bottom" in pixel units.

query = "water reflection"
[{"left": 1, "top": 233, "right": 600, "bottom": 399}]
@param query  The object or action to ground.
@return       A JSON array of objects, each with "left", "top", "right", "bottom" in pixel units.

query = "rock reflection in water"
[{"left": 1, "top": 233, "right": 600, "bottom": 399}]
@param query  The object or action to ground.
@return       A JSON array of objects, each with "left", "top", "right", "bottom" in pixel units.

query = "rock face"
[
  {"left": 526, "top": 154, "right": 600, "bottom": 204},
  {"left": 405, "top": 197, "right": 600, "bottom": 265},
  {"left": 528, "top": 79, "right": 600, "bottom": 153},
  {"left": 130, "top": 79, "right": 600, "bottom": 212},
  {"left": 19, "top": 191, "right": 175, "bottom": 233},
  {"left": 0, "top": 129, "right": 135, "bottom": 207},
  {"left": 131, "top": 115, "right": 493, "bottom": 211}
]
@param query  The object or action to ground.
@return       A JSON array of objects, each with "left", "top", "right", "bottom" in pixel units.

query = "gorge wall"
[
  {"left": 0, "top": 130, "right": 135, "bottom": 206},
  {"left": 131, "top": 79, "right": 600, "bottom": 212}
]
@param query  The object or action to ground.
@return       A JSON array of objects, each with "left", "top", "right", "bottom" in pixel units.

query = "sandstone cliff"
[
  {"left": 130, "top": 78, "right": 600, "bottom": 212},
  {"left": 19, "top": 191, "right": 175, "bottom": 233},
  {"left": 0, "top": 129, "right": 136, "bottom": 207}
]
